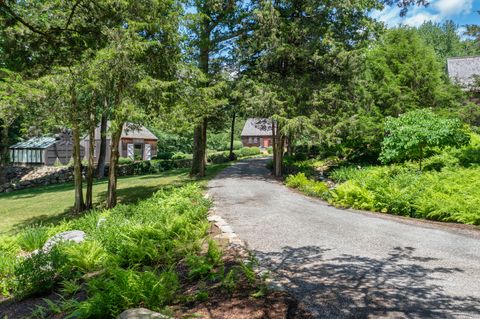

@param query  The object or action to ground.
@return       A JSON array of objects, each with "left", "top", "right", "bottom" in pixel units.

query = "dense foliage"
[
  {"left": 283, "top": 134, "right": 480, "bottom": 225},
  {"left": 380, "top": 109, "right": 470, "bottom": 170},
  {"left": 329, "top": 165, "right": 480, "bottom": 225},
  {"left": 0, "top": 184, "right": 260, "bottom": 317}
]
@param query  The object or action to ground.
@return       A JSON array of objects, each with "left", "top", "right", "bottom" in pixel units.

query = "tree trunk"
[
  {"left": 272, "top": 121, "right": 277, "bottom": 172},
  {"left": 106, "top": 125, "right": 123, "bottom": 209},
  {"left": 191, "top": 121, "right": 206, "bottom": 176},
  {"left": 229, "top": 112, "right": 236, "bottom": 160},
  {"left": 274, "top": 135, "right": 285, "bottom": 178},
  {"left": 0, "top": 123, "right": 9, "bottom": 185},
  {"left": 286, "top": 133, "right": 293, "bottom": 157},
  {"left": 85, "top": 113, "right": 95, "bottom": 209},
  {"left": 96, "top": 110, "right": 108, "bottom": 179},
  {"left": 190, "top": 33, "right": 209, "bottom": 177},
  {"left": 272, "top": 121, "right": 285, "bottom": 178},
  {"left": 202, "top": 117, "right": 208, "bottom": 165},
  {"left": 72, "top": 125, "right": 85, "bottom": 213}
]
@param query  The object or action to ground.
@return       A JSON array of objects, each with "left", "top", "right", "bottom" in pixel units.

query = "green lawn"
[{"left": 0, "top": 164, "right": 229, "bottom": 234}]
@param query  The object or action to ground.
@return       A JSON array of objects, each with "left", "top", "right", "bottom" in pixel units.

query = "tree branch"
[
  {"left": 65, "top": 0, "right": 83, "bottom": 29},
  {"left": 0, "top": 3, "right": 49, "bottom": 38}
]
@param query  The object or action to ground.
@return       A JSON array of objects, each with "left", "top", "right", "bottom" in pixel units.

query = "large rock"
[
  {"left": 43, "top": 230, "right": 86, "bottom": 252},
  {"left": 118, "top": 308, "right": 171, "bottom": 319}
]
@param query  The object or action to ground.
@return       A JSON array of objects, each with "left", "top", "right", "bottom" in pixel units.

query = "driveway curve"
[{"left": 207, "top": 158, "right": 480, "bottom": 319}]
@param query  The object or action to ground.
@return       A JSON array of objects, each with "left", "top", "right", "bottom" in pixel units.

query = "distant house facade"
[
  {"left": 81, "top": 122, "right": 158, "bottom": 163},
  {"left": 9, "top": 131, "right": 84, "bottom": 166},
  {"left": 447, "top": 56, "right": 480, "bottom": 93},
  {"left": 241, "top": 118, "right": 273, "bottom": 148}
]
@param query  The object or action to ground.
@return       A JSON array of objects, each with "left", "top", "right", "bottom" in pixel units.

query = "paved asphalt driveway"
[{"left": 207, "top": 158, "right": 480, "bottom": 319}]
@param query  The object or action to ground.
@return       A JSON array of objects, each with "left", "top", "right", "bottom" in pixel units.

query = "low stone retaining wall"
[
  {"left": 0, "top": 159, "right": 194, "bottom": 194},
  {"left": 0, "top": 166, "right": 75, "bottom": 193}
]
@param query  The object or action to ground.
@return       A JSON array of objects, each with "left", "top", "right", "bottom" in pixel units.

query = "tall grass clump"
[{"left": 17, "top": 227, "right": 50, "bottom": 252}]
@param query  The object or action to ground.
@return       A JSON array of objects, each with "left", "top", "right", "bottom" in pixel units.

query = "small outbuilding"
[
  {"left": 81, "top": 122, "right": 158, "bottom": 162},
  {"left": 9, "top": 131, "right": 84, "bottom": 166},
  {"left": 241, "top": 118, "right": 273, "bottom": 148}
]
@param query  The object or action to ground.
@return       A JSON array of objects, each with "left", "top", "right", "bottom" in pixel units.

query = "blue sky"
[{"left": 372, "top": 0, "right": 479, "bottom": 30}]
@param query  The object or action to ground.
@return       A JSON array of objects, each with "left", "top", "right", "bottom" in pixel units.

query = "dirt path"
[{"left": 207, "top": 158, "right": 480, "bottom": 318}]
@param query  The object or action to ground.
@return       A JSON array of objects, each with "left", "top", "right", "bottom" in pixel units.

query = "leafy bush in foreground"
[
  {"left": 328, "top": 165, "right": 480, "bottom": 224},
  {"left": 0, "top": 184, "right": 217, "bottom": 317},
  {"left": 380, "top": 109, "right": 470, "bottom": 170}
]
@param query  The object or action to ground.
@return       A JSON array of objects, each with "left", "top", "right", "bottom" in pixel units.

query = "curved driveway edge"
[{"left": 207, "top": 157, "right": 480, "bottom": 318}]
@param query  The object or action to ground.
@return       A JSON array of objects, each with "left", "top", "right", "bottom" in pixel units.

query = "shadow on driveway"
[{"left": 254, "top": 246, "right": 480, "bottom": 318}]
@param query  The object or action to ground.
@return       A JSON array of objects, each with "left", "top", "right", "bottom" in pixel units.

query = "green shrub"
[
  {"left": 0, "top": 183, "right": 232, "bottom": 316},
  {"left": 285, "top": 173, "right": 328, "bottom": 198},
  {"left": 61, "top": 240, "right": 112, "bottom": 274},
  {"left": 228, "top": 141, "right": 243, "bottom": 150},
  {"left": 72, "top": 268, "right": 179, "bottom": 318},
  {"left": 171, "top": 152, "right": 187, "bottom": 160},
  {"left": 0, "top": 251, "right": 16, "bottom": 296},
  {"left": 267, "top": 146, "right": 273, "bottom": 154},
  {"left": 156, "top": 151, "right": 173, "bottom": 160},
  {"left": 285, "top": 172, "right": 309, "bottom": 189},
  {"left": 186, "top": 240, "right": 223, "bottom": 280},
  {"left": 422, "top": 151, "right": 460, "bottom": 172},
  {"left": 414, "top": 168, "right": 480, "bottom": 224},
  {"left": 330, "top": 180, "right": 375, "bottom": 211},
  {"left": 328, "top": 165, "right": 480, "bottom": 224},
  {"left": 238, "top": 147, "right": 261, "bottom": 157},
  {"left": 118, "top": 157, "right": 134, "bottom": 165},
  {"left": 207, "top": 152, "right": 230, "bottom": 164},
  {"left": 13, "top": 248, "right": 70, "bottom": 298},
  {"left": 17, "top": 227, "right": 49, "bottom": 252}
]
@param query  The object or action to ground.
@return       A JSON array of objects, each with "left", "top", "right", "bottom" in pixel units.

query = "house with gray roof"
[
  {"left": 81, "top": 122, "right": 158, "bottom": 163},
  {"left": 241, "top": 118, "right": 273, "bottom": 148},
  {"left": 447, "top": 56, "right": 480, "bottom": 91}
]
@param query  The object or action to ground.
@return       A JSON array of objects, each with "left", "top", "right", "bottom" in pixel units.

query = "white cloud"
[
  {"left": 433, "top": 0, "right": 473, "bottom": 16},
  {"left": 371, "top": 6, "right": 403, "bottom": 26},
  {"left": 372, "top": 6, "right": 440, "bottom": 27},
  {"left": 372, "top": 0, "right": 473, "bottom": 28},
  {"left": 404, "top": 12, "right": 441, "bottom": 27}
]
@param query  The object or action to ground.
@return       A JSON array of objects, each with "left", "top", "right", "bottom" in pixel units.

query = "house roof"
[
  {"left": 447, "top": 56, "right": 480, "bottom": 90},
  {"left": 10, "top": 137, "right": 56, "bottom": 149},
  {"left": 91, "top": 122, "right": 158, "bottom": 141},
  {"left": 241, "top": 118, "right": 272, "bottom": 137}
]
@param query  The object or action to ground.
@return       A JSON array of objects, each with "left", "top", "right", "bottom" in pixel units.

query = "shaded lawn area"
[{"left": 0, "top": 163, "right": 229, "bottom": 234}]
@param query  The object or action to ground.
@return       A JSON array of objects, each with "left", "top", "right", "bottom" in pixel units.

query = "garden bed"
[{"left": 0, "top": 181, "right": 309, "bottom": 318}]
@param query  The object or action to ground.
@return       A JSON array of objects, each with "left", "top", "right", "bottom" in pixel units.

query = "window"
[
  {"left": 253, "top": 137, "right": 258, "bottom": 143},
  {"left": 248, "top": 137, "right": 253, "bottom": 143}
]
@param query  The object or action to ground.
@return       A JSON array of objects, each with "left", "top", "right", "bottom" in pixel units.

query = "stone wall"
[
  {"left": 0, "top": 159, "right": 194, "bottom": 194},
  {"left": 0, "top": 166, "right": 75, "bottom": 193}
]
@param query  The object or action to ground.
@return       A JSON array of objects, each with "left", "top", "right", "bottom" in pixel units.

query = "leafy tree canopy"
[
  {"left": 380, "top": 109, "right": 470, "bottom": 170},
  {"left": 366, "top": 27, "right": 464, "bottom": 117}
]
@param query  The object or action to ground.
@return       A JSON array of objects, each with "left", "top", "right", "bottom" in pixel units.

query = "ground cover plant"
[
  {"left": 283, "top": 135, "right": 480, "bottom": 225},
  {"left": 0, "top": 184, "right": 264, "bottom": 318}
]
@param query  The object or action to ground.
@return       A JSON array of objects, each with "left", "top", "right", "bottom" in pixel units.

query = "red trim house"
[{"left": 241, "top": 118, "right": 273, "bottom": 148}]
